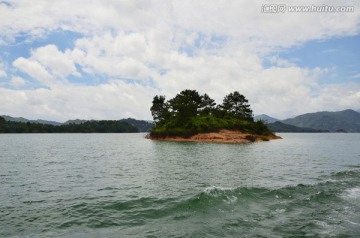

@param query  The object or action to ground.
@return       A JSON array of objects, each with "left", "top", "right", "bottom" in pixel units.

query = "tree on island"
[
  {"left": 150, "top": 95, "right": 170, "bottom": 125},
  {"left": 150, "top": 89, "right": 272, "bottom": 138},
  {"left": 220, "top": 91, "right": 253, "bottom": 120},
  {"left": 199, "top": 93, "right": 216, "bottom": 115},
  {"left": 168, "top": 89, "right": 203, "bottom": 125}
]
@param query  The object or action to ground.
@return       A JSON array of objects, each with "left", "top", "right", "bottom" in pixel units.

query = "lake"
[{"left": 1, "top": 133, "right": 359, "bottom": 237}]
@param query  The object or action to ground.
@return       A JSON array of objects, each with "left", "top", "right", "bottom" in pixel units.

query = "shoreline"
[{"left": 149, "top": 129, "right": 282, "bottom": 143}]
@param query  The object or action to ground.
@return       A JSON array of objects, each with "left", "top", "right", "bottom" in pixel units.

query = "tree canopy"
[
  {"left": 220, "top": 91, "right": 253, "bottom": 119},
  {"left": 150, "top": 90, "right": 271, "bottom": 138},
  {"left": 0, "top": 117, "right": 139, "bottom": 133}
]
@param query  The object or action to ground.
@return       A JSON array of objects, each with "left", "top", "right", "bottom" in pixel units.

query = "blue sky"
[
  {"left": 272, "top": 35, "right": 360, "bottom": 85},
  {"left": 0, "top": 1, "right": 359, "bottom": 121},
  {"left": 4, "top": 32, "right": 359, "bottom": 89},
  {"left": 1, "top": 31, "right": 82, "bottom": 62}
]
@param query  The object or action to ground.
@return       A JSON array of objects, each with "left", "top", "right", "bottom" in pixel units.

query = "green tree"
[
  {"left": 221, "top": 91, "right": 253, "bottom": 120},
  {"left": 150, "top": 95, "right": 170, "bottom": 124},
  {"left": 199, "top": 93, "right": 216, "bottom": 115},
  {"left": 0, "top": 116, "right": 5, "bottom": 125},
  {"left": 168, "top": 89, "right": 203, "bottom": 125},
  {"left": 0, "top": 116, "right": 6, "bottom": 132}
]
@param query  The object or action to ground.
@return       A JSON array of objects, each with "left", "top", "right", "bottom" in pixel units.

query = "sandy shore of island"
[{"left": 149, "top": 129, "right": 281, "bottom": 143}]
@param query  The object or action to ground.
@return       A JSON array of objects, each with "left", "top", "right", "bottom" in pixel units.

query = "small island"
[{"left": 148, "top": 90, "right": 281, "bottom": 143}]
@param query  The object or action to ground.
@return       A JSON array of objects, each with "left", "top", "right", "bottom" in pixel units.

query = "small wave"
[
  {"left": 173, "top": 170, "right": 360, "bottom": 214},
  {"left": 331, "top": 169, "right": 360, "bottom": 180},
  {"left": 345, "top": 164, "right": 360, "bottom": 168},
  {"left": 203, "top": 186, "right": 239, "bottom": 204},
  {"left": 342, "top": 187, "right": 360, "bottom": 200},
  {"left": 38, "top": 168, "right": 360, "bottom": 236},
  {"left": 62, "top": 169, "right": 360, "bottom": 224},
  {"left": 201, "top": 185, "right": 277, "bottom": 202},
  {"left": 97, "top": 187, "right": 117, "bottom": 191},
  {"left": 203, "top": 185, "right": 234, "bottom": 194}
]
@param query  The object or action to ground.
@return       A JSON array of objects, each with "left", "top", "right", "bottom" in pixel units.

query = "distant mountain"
[
  {"left": 120, "top": 118, "right": 154, "bottom": 132},
  {"left": 63, "top": 119, "right": 88, "bottom": 125},
  {"left": 63, "top": 118, "right": 154, "bottom": 132},
  {"left": 267, "top": 121, "right": 328, "bottom": 133},
  {"left": 282, "top": 109, "right": 360, "bottom": 133},
  {"left": 254, "top": 114, "right": 279, "bottom": 124},
  {"left": 1, "top": 115, "right": 29, "bottom": 123},
  {"left": 1, "top": 115, "right": 154, "bottom": 132},
  {"left": 0, "top": 119, "right": 139, "bottom": 133},
  {"left": 1, "top": 115, "right": 62, "bottom": 126}
]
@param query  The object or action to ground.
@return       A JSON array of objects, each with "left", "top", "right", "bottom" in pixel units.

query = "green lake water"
[{"left": 1, "top": 133, "right": 359, "bottom": 237}]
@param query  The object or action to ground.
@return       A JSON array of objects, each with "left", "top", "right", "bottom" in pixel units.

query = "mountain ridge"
[
  {"left": 1, "top": 115, "right": 62, "bottom": 126},
  {"left": 254, "top": 114, "right": 279, "bottom": 123},
  {"left": 267, "top": 121, "right": 328, "bottom": 133},
  {"left": 281, "top": 109, "right": 360, "bottom": 132},
  {"left": 1, "top": 115, "right": 154, "bottom": 132}
]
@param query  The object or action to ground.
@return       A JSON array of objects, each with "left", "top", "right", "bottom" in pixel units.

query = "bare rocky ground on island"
[{"left": 150, "top": 129, "right": 281, "bottom": 143}]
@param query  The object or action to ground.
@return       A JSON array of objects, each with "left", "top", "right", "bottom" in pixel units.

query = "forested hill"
[
  {"left": 267, "top": 121, "right": 328, "bottom": 133},
  {"left": 120, "top": 118, "right": 154, "bottom": 132},
  {"left": 1, "top": 115, "right": 62, "bottom": 126},
  {"left": 0, "top": 117, "right": 139, "bottom": 133},
  {"left": 281, "top": 109, "right": 360, "bottom": 132},
  {"left": 254, "top": 114, "right": 279, "bottom": 123}
]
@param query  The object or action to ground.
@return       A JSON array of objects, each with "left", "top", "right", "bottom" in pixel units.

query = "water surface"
[{"left": 1, "top": 133, "right": 359, "bottom": 237}]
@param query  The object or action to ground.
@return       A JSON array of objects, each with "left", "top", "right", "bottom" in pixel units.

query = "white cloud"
[
  {"left": 0, "top": 69, "right": 6, "bottom": 78},
  {"left": 10, "top": 76, "right": 26, "bottom": 87},
  {"left": 0, "top": 61, "right": 7, "bottom": 77},
  {"left": 171, "top": 0, "right": 360, "bottom": 51},
  {"left": 267, "top": 56, "right": 296, "bottom": 68},
  {"left": 0, "top": 0, "right": 360, "bottom": 120},
  {"left": 0, "top": 0, "right": 172, "bottom": 44},
  {"left": 0, "top": 80, "right": 158, "bottom": 121},
  {"left": 12, "top": 45, "right": 79, "bottom": 86},
  {"left": 72, "top": 32, "right": 162, "bottom": 80},
  {"left": 12, "top": 57, "right": 54, "bottom": 86},
  {"left": 1, "top": 1, "right": 359, "bottom": 48},
  {"left": 31, "top": 45, "right": 79, "bottom": 78},
  {"left": 308, "top": 83, "right": 360, "bottom": 112}
]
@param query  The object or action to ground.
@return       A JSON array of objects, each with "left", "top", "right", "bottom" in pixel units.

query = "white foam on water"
[
  {"left": 224, "top": 195, "right": 238, "bottom": 204},
  {"left": 203, "top": 186, "right": 234, "bottom": 193},
  {"left": 203, "top": 186, "right": 238, "bottom": 204},
  {"left": 338, "top": 187, "right": 360, "bottom": 228},
  {"left": 274, "top": 208, "right": 285, "bottom": 214},
  {"left": 342, "top": 187, "right": 360, "bottom": 201}
]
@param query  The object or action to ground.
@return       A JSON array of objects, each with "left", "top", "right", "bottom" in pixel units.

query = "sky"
[{"left": 0, "top": 0, "right": 359, "bottom": 122}]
